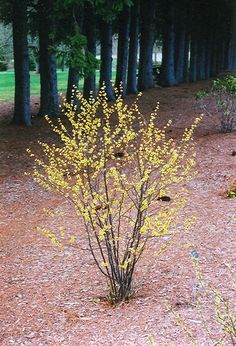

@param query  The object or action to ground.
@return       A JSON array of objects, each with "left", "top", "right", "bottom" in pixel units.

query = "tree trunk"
[
  {"left": 210, "top": 35, "right": 217, "bottom": 77},
  {"left": 115, "top": 6, "right": 131, "bottom": 96},
  {"left": 226, "top": 35, "right": 234, "bottom": 70},
  {"left": 138, "top": 0, "right": 156, "bottom": 91},
  {"left": 189, "top": 32, "right": 198, "bottom": 82},
  {"left": 66, "top": 67, "right": 79, "bottom": 104},
  {"left": 127, "top": 0, "right": 140, "bottom": 94},
  {"left": 175, "top": 26, "right": 186, "bottom": 83},
  {"left": 196, "top": 37, "right": 206, "bottom": 80},
  {"left": 38, "top": 0, "right": 59, "bottom": 117},
  {"left": 99, "top": 20, "right": 115, "bottom": 100},
  {"left": 83, "top": 4, "right": 96, "bottom": 99},
  {"left": 229, "top": 0, "right": 236, "bottom": 69},
  {"left": 12, "top": 0, "right": 31, "bottom": 126},
  {"left": 182, "top": 4, "right": 190, "bottom": 83},
  {"left": 217, "top": 39, "right": 226, "bottom": 73},
  {"left": 65, "top": 6, "right": 83, "bottom": 104},
  {"left": 160, "top": 1, "right": 177, "bottom": 87},
  {"left": 183, "top": 32, "right": 190, "bottom": 82},
  {"left": 174, "top": 1, "right": 188, "bottom": 84},
  {"left": 209, "top": 4, "right": 222, "bottom": 77},
  {"left": 205, "top": 36, "right": 212, "bottom": 79}
]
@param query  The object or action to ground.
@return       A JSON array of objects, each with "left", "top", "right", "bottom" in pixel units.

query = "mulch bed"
[{"left": 0, "top": 81, "right": 235, "bottom": 345}]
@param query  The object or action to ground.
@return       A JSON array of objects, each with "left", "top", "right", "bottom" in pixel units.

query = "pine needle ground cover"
[{"left": 0, "top": 81, "right": 235, "bottom": 345}]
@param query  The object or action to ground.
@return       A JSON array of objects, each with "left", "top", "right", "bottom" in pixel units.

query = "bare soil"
[{"left": 0, "top": 81, "right": 235, "bottom": 346}]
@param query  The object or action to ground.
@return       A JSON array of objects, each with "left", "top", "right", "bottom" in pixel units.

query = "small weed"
[
  {"left": 225, "top": 179, "right": 236, "bottom": 198},
  {"left": 171, "top": 255, "right": 236, "bottom": 345}
]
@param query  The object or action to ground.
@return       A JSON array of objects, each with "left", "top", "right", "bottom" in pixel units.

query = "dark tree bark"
[
  {"left": 210, "top": 34, "right": 218, "bottom": 77},
  {"left": 226, "top": 35, "right": 234, "bottom": 70},
  {"left": 160, "top": 0, "right": 177, "bottom": 87},
  {"left": 66, "top": 7, "right": 84, "bottom": 104},
  {"left": 138, "top": 0, "right": 156, "bottom": 91},
  {"left": 196, "top": 37, "right": 206, "bottom": 80},
  {"left": 204, "top": 4, "right": 217, "bottom": 78},
  {"left": 83, "top": 4, "right": 96, "bottom": 99},
  {"left": 38, "top": 0, "right": 59, "bottom": 117},
  {"left": 115, "top": 6, "right": 131, "bottom": 96},
  {"left": 174, "top": 1, "right": 188, "bottom": 84},
  {"left": 223, "top": 3, "right": 231, "bottom": 70},
  {"left": 216, "top": 7, "right": 229, "bottom": 74},
  {"left": 83, "top": 5, "right": 96, "bottom": 99},
  {"left": 175, "top": 25, "right": 186, "bottom": 83},
  {"left": 188, "top": 3, "right": 199, "bottom": 85},
  {"left": 12, "top": 0, "right": 31, "bottom": 126},
  {"left": 66, "top": 67, "right": 79, "bottom": 104},
  {"left": 183, "top": 32, "right": 190, "bottom": 82},
  {"left": 205, "top": 36, "right": 212, "bottom": 79},
  {"left": 208, "top": 1, "right": 227, "bottom": 77},
  {"left": 217, "top": 38, "right": 226, "bottom": 73},
  {"left": 127, "top": 0, "right": 140, "bottom": 94},
  {"left": 224, "top": 8, "right": 231, "bottom": 71},
  {"left": 189, "top": 33, "right": 198, "bottom": 82},
  {"left": 99, "top": 20, "right": 115, "bottom": 100},
  {"left": 228, "top": 0, "right": 236, "bottom": 69},
  {"left": 182, "top": 3, "right": 190, "bottom": 83}
]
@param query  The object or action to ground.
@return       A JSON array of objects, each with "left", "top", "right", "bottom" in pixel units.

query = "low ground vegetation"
[
  {"left": 196, "top": 75, "right": 236, "bottom": 133},
  {"left": 172, "top": 256, "right": 236, "bottom": 345}
]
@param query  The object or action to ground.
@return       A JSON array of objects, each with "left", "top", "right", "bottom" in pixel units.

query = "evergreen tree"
[
  {"left": 127, "top": 0, "right": 140, "bottom": 94},
  {"left": 115, "top": 5, "right": 131, "bottom": 96},
  {"left": 138, "top": 0, "right": 157, "bottom": 91},
  {"left": 0, "top": 0, "right": 31, "bottom": 125},
  {"left": 160, "top": 0, "right": 177, "bottom": 87},
  {"left": 12, "top": 0, "right": 31, "bottom": 125},
  {"left": 37, "top": 0, "right": 59, "bottom": 117}
]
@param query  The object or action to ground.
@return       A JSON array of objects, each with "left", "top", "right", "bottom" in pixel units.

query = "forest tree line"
[{"left": 0, "top": 0, "right": 236, "bottom": 126}]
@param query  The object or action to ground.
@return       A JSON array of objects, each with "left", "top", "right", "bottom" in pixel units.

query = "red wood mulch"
[{"left": 0, "top": 81, "right": 235, "bottom": 345}]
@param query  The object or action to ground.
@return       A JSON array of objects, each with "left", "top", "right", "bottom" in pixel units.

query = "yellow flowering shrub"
[{"left": 28, "top": 86, "right": 201, "bottom": 303}]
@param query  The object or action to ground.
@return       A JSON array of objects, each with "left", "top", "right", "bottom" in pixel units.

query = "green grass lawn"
[
  {"left": 0, "top": 69, "right": 116, "bottom": 102},
  {"left": 0, "top": 70, "right": 69, "bottom": 102}
]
